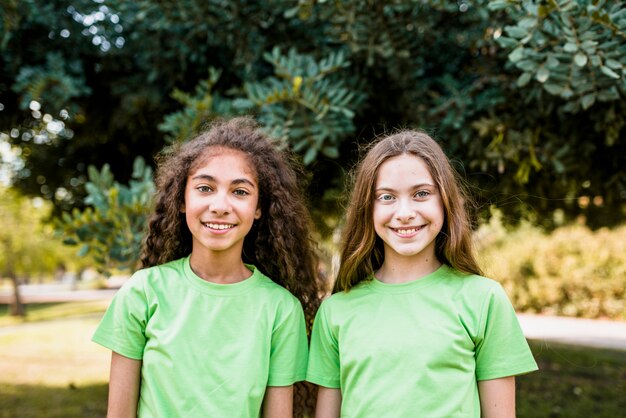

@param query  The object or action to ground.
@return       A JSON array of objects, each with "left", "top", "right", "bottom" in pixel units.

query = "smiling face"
[
  {"left": 373, "top": 153, "right": 444, "bottom": 268},
  {"left": 182, "top": 147, "right": 261, "bottom": 260}
]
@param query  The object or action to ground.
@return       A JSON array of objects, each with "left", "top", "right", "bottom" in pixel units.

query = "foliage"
[
  {"left": 13, "top": 51, "right": 91, "bottom": 114},
  {"left": 157, "top": 68, "right": 239, "bottom": 143},
  {"left": 55, "top": 157, "right": 155, "bottom": 274},
  {"left": 473, "top": 0, "right": 626, "bottom": 226},
  {"left": 491, "top": 0, "right": 625, "bottom": 115},
  {"left": 1, "top": 0, "right": 624, "bottom": 230},
  {"left": 477, "top": 212, "right": 626, "bottom": 320},
  {"left": 0, "top": 0, "right": 625, "bottom": 286},
  {"left": 242, "top": 46, "right": 366, "bottom": 164},
  {"left": 0, "top": 187, "right": 82, "bottom": 280}
]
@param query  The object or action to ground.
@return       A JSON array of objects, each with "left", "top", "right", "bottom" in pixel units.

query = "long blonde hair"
[{"left": 334, "top": 130, "right": 482, "bottom": 292}]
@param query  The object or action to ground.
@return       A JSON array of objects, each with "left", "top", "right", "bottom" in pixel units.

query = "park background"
[{"left": 0, "top": 0, "right": 625, "bottom": 417}]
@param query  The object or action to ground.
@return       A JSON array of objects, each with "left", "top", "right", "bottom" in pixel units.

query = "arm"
[
  {"left": 261, "top": 385, "right": 293, "bottom": 418},
  {"left": 315, "top": 387, "right": 342, "bottom": 418},
  {"left": 107, "top": 351, "right": 142, "bottom": 418},
  {"left": 478, "top": 376, "right": 516, "bottom": 418}
]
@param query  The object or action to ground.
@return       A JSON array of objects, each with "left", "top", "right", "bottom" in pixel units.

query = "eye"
[
  {"left": 196, "top": 185, "right": 212, "bottom": 193},
  {"left": 233, "top": 189, "right": 250, "bottom": 196},
  {"left": 377, "top": 193, "right": 395, "bottom": 201},
  {"left": 415, "top": 190, "right": 430, "bottom": 199}
]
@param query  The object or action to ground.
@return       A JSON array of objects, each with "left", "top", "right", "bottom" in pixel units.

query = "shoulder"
[
  {"left": 251, "top": 267, "right": 304, "bottom": 310},
  {"left": 120, "top": 258, "right": 186, "bottom": 294},
  {"left": 432, "top": 267, "right": 515, "bottom": 318},
  {"left": 316, "top": 281, "right": 374, "bottom": 314},
  {"left": 440, "top": 267, "right": 503, "bottom": 296}
]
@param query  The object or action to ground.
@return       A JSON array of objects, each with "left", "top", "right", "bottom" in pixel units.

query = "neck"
[
  {"left": 189, "top": 250, "right": 252, "bottom": 284},
  {"left": 375, "top": 252, "right": 442, "bottom": 284}
]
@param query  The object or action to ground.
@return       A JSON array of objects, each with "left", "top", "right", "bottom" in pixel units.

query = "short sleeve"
[
  {"left": 91, "top": 272, "right": 150, "bottom": 360},
  {"left": 475, "top": 282, "right": 538, "bottom": 380},
  {"left": 306, "top": 300, "right": 341, "bottom": 388},
  {"left": 267, "top": 298, "right": 309, "bottom": 386}
]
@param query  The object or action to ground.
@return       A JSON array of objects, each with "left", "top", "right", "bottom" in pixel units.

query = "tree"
[
  {"left": 2, "top": 1, "right": 623, "bottom": 414},
  {"left": 1, "top": 0, "right": 625, "bottom": 230},
  {"left": 0, "top": 187, "right": 82, "bottom": 316},
  {"left": 55, "top": 156, "right": 155, "bottom": 274}
]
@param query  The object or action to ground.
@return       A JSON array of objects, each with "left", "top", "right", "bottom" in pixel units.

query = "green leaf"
[
  {"left": 600, "top": 66, "right": 621, "bottom": 79},
  {"left": 283, "top": 6, "right": 299, "bottom": 19},
  {"left": 488, "top": 0, "right": 509, "bottom": 11},
  {"left": 77, "top": 244, "right": 90, "bottom": 257},
  {"left": 546, "top": 56, "right": 560, "bottom": 68},
  {"left": 563, "top": 42, "right": 578, "bottom": 52},
  {"left": 504, "top": 26, "right": 528, "bottom": 39},
  {"left": 580, "top": 40, "right": 598, "bottom": 51},
  {"left": 321, "top": 146, "right": 339, "bottom": 158},
  {"left": 581, "top": 93, "right": 596, "bottom": 110},
  {"left": 132, "top": 156, "right": 146, "bottom": 178},
  {"left": 590, "top": 56, "right": 602, "bottom": 67},
  {"left": 553, "top": 159, "right": 565, "bottom": 174},
  {"left": 598, "top": 87, "right": 620, "bottom": 102},
  {"left": 518, "top": 18, "right": 536, "bottom": 29},
  {"left": 574, "top": 53, "right": 588, "bottom": 67},
  {"left": 303, "top": 147, "right": 317, "bottom": 165},
  {"left": 496, "top": 36, "right": 518, "bottom": 49},
  {"left": 517, "top": 72, "right": 532, "bottom": 87},
  {"left": 605, "top": 59, "right": 622, "bottom": 70},
  {"left": 293, "top": 139, "right": 309, "bottom": 152},
  {"left": 508, "top": 47, "right": 525, "bottom": 63},
  {"left": 516, "top": 60, "right": 538, "bottom": 72},
  {"left": 536, "top": 67, "right": 550, "bottom": 83},
  {"left": 544, "top": 83, "right": 564, "bottom": 95},
  {"left": 560, "top": 86, "right": 574, "bottom": 99}
]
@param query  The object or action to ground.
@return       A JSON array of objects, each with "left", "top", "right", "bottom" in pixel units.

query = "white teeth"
[
  {"left": 395, "top": 227, "right": 419, "bottom": 235},
  {"left": 204, "top": 223, "right": 234, "bottom": 230}
]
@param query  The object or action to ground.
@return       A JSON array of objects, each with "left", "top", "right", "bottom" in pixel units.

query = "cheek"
[
  {"left": 433, "top": 202, "right": 445, "bottom": 230},
  {"left": 372, "top": 206, "right": 386, "bottom": 225},
  {"left": 182, "top": 196, "right": 203, "bottom": 219}
]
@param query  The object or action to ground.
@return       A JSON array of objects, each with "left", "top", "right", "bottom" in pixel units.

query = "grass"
[
  {"left": 0, "top": 301, "right": 110, "bottom": 418},
  {"left": 0, "top": 300, "right": 111, "bottom": 327},
  {"left": 0, "top": 383, "right": 107, "bottom": 418},
  {"left": 1, "top": 301, "right": 625, "bottom": 417},
  {"left": 518, "top": 340, "right": 626, "bottom": 417}
]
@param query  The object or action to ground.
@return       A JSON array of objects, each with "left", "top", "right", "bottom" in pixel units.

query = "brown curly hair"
[{"left": 141, "top": 117, "right": 321, "bottom": 324}]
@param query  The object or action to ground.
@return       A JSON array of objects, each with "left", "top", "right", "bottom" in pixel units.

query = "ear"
[
  {"left": 180, "top": 202, "right": 186, "bottom": 214},
  {"left": 254, "top": 207, "right": 261, "bottom": 219}
]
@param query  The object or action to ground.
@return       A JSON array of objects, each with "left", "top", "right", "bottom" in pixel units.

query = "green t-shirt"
[
  {"left": 306, "top": 264, "right": 538, "bottom": 418},
  {"left": 93, "top": 256, "right": 308, "bottom": 418}
]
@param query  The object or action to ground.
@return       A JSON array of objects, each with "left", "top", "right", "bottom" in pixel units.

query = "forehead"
[
  {"left": 376, "top": 154, "right": 434, "bottom": 185},
  {"left": 190, "top": 146, "right": 257, "bottom": 179}
]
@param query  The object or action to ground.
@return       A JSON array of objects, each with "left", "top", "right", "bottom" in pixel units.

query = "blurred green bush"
[{"left": 477, "top": 212, "right": 626, "bottom": 320}]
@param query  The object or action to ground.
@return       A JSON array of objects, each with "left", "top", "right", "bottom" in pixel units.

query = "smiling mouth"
[
  {"left": 203, "top": 222, "right": 235, "bottom": 230},
  {"left": 392, "top": 226, "right": 423, "bottom": 236}
]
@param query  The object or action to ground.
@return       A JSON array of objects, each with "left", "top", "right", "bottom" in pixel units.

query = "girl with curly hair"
[
  {"left": 93, "top": 117, "right": 320, "bottom": 417},
  {"left": 306, "top": 130, "right": 537, "bottom": 417}
]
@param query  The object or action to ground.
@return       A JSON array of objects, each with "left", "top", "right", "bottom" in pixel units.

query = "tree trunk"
[
  {"left": 3, "top": 237, "right": 26, "bottom": 317},
  {"left": 9, "top": 271, "right": 25, "bottom": 317}
]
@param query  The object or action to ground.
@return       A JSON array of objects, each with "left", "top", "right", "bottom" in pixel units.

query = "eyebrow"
[
  {"left": 375, "top": 183, "right": 435, "bottom": 192},
  {"left": 191, "top": 174, "right": 257, "bottom": 188}
]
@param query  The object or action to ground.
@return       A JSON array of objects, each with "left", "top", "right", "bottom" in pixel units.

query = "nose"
[
  {"left": 395, "top": 198, "right": 416, "bottom": 222},
  {"left": 210, "top": 191, "right": 232, "bottom": 215}
]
